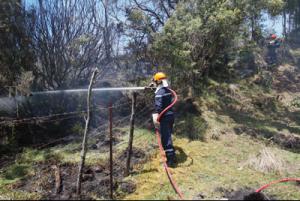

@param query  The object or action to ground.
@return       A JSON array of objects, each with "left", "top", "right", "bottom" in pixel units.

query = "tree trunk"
[
  {"left": 76, "top": 68, "right": 98, "bottom": 195},
  {"left": 8, "top": 86, "right": 12, "bottom": 98},
  {"left": 251, "top": 16, "right": 255, "bottom": 41},
  {"left": 125, "top": 92, "right": 137, "bottom": 177},
  {"left": 288, "top": 12, "right": 291, "bottom": 34},
  {"left": 283, "top": 9, "right": 287, "bottom": 38},
  {"left": 15, "top": 87, "right": 19, "bottom": 119},
  {"left": 103, "top": 0, "right": 110, "bottom": 62}
]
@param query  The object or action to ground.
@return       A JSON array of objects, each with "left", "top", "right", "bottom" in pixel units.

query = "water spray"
[{"left": 30, "top": 86, "right": 156, "bottom": 95}]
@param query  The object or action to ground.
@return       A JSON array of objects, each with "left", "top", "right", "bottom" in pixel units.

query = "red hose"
[
  {"left": 155, "top": 88, "right": 185, "bottom": 200},
  {"left": 255, "top": 178, "right": 300, "bottom": 193},
  {"left": 157, "top": 88, "right": 178, "bottom": 122}
]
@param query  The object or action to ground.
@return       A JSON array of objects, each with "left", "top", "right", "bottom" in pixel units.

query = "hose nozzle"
[
  {"left": 144, "top": 86, "right": 156, "bottom": 91},
  {"left": 144, "top": 82, "right": 156, "bottom": 91}
]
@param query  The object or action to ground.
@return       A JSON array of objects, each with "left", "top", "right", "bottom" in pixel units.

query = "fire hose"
[
  {"left": 154, "top": 88, "right": 185, "bottom": 200},
  {"left": 255, "top": 178, "right": 300, "bottom": 193}
]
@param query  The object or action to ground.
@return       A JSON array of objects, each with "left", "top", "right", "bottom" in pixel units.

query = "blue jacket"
[
  {"left": 155, "top": 87, "right": 174, "bottom": 117},
  {"left": 268, "top": 39, "right": 281, "bottom": 49}
]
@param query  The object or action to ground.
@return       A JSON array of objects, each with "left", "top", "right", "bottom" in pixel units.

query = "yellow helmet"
[{"left": 153, "top": 72, "right": 167, "bottom": 81}]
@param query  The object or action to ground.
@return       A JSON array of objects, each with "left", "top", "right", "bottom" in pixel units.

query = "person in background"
[{"left": 266, "top": 34, "right": 282, "bottom": 65}]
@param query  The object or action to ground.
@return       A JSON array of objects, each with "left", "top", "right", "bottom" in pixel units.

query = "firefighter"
[
  {"left": 267, "top": 34, "right": 282, "bottom": 65},
  {"left": 151, "top": 72, "right": 176, "bottom": 167}
]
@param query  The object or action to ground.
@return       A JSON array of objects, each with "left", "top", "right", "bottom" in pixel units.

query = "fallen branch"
[{"left": 51, "top": 165, "right": 62, "bottom": 195}]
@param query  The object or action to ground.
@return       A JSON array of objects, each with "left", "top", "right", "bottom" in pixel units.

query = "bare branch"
[
  {"left": 133, "top": 0, "right": 165, "bottom": 26},
  {"left": 76, "top": 68, "right": 98, "bottom": 195}
]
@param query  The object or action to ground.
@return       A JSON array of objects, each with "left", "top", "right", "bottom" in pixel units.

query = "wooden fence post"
[
  {"left": 125, "top": 92, "right": 137, "bottom": 176},
  {"left": 109, "top": 102, "right": 113, "bottom": 200}
]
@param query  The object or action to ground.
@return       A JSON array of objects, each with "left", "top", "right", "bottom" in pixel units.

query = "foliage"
[
  {"left": 291, "top": 97, "right": 300, "bottom": 108},
  {"left": 0, "top": 0, "right": 35, "bottom": 88},
  {"left": 175, "top": 114, "right": 208, "bottom": 141},
  {"left": 71, "top": 123, "right": 84, "bottom": 136},
  {"left": 3, "top": 164, "right": 30, "bottom": 180},
  {"left": 151, "top": 0, "right": 284, "bottom": 87}
]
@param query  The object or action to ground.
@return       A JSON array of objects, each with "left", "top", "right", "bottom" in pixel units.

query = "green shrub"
[
  {"left": 291, "top": 97, "right": 300, "bottom": 108},
  {"left": 3, "top": 164, "right": 29, "bottom": 180},
  {"left": 71, "top": 123, "right": 84, "bottom": 135},
  {"left": 175, "top": 114, "right": 208, "bottom": 141}
]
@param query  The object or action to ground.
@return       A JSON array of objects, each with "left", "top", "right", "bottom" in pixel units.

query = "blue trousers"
[
  {"left": 267, "top": 48, "right": 277, "bottom": 64},
  {"left": 160, "top": 114, "right": 175, "bottom": 158}
]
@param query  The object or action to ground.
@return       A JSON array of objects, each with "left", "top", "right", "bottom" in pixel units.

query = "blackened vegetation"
[
  {"left": 0, "top": 90, "right": 126, "bottom": 156},
  {"left": 217, "top": 187, "right": 273, "bottom": 200},
  {"left": 244, "top": 192, "right": 270, "bottom": 200},
  {"left": 14, "top": 147, "right": 147, "bottom": 200},
  {"left": 234, "top": 125, "right": 300, "bottom": 153},
  {"left": 230, "top": 190, "right": 270, "bottom": 200}
]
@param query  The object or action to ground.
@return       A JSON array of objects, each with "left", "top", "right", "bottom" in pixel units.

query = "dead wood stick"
[
  {"left": 76, "top": 68, "right": 98, "bottom": 195},
  {"left": 51, "top": 165, "right": 62, "bottom": 194}
]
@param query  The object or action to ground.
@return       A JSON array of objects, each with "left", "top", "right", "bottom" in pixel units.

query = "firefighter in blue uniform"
[
  {"left": 151, "top": 72, "right": 176, "bottom": 167},
  {"left": 267, "top": 34, "right": 282, "bottom": 65}
]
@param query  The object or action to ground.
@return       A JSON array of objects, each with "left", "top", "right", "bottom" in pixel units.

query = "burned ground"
[{"left": 11, "top": 146, "right": 148, "bottom": 200}]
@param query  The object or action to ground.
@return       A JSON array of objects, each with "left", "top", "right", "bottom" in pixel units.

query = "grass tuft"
[{"left": 242, "top": 148, "right": 285, "bottom": 174}]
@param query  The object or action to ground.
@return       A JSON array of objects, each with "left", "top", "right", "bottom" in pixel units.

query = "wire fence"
[
  {"left": 0, "top": 84, "right": 189, "bottom": 125},
  {"left": 0, "top": 90, "right": 142, "bottom": 139},
  {"left": 0, "top": 97, "right": 131, "bottom": 126},
  {"left": 0, "top": 86, "right": 189, "bottom": 149},
  {"left": 0, "top": 81, "right": 191, "bottom": 200}
]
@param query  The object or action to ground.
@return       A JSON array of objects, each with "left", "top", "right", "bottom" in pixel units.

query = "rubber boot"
[{"left": 166, "top": 154, "right": 177, "bottom": 168}]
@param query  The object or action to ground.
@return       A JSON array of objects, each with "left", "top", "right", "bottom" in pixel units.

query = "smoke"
[
  {"left": 0, "top": 87, "right": 144, "bottom": 118},
  {"left": 0, "top": 96, "right": 27, "bottom": 116}
]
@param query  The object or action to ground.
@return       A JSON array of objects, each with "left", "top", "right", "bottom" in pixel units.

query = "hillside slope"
[
  {"left": 0, "top": 44, "right": 300, "bottom": 200},
  {"left": 123, "top": 45, "right": 300, "bottom": 200}
]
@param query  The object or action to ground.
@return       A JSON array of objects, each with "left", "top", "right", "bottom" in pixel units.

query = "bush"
[
  {"left": 3, "top": 164, "right": 30, "bottom": 180},
  {"left": 175, "top": 114, "right": 208, "bottom": 141},
  {"left": 291, "top": 97, "right": 300, "bottom": 108}
]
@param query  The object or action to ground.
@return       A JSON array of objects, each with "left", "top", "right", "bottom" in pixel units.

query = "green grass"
[
  {"left": 1, "top": 73, "right": 300, "bottom": 200},
  {"left": 290, "top": 48, "right": 300, "bottom": 58},
  {"left": 0, "top": 148, "right": 54, "bottom": 185},
  {"left": 2, "top": 164, "right": 30, "bottom": 181},
  {"left": 124, "top": 134, "right": 300, "bottom": 200},
  {"left": 0, "top": 148, "right": 47, "bottom": 200},
  {"left": 123, "top": 77, "right": 300, "bottom": 200},
  {"left": 117, "top": 127, "right": 155, "bottom": 150}
]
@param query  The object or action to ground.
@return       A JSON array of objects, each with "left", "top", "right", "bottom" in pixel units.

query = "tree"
[
  {"left": 112, "top": 0, "right": 179, "bottom": 79},
  {"left": 151, "top": 0, "right": 284, "bottom": 89},
  {"left": 32, "top": 0, "right": 114, "bottom": 90},
  {"left": 0, "top": 0, "right": 35, "bottom": 91},
  {"left": 237, "top": 0, "right": 284, "bottom": 42}
]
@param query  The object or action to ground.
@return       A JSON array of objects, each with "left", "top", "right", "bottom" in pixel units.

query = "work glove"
[{"left": 152, "top": 113, "right": 160, "bottom": 129}]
